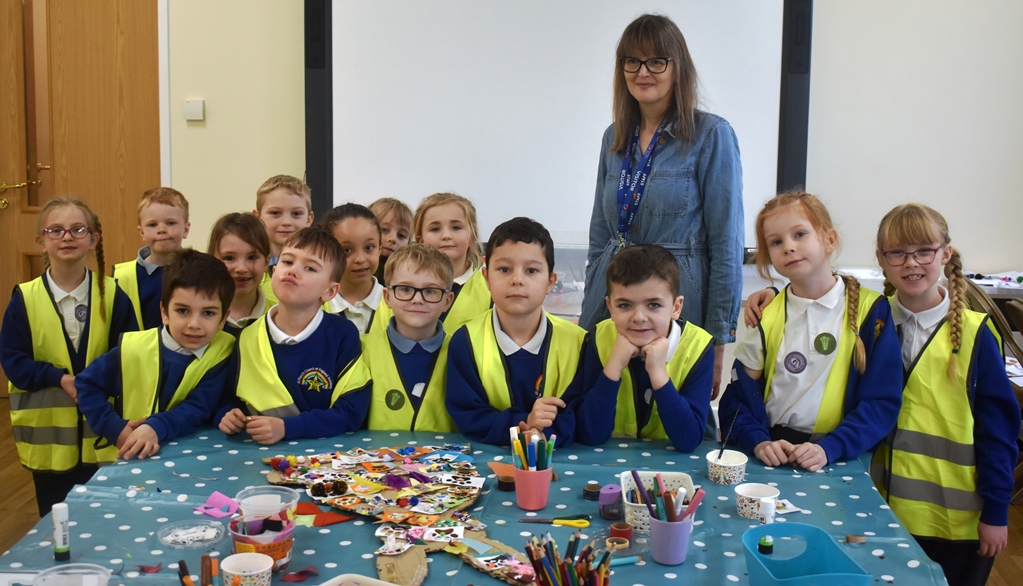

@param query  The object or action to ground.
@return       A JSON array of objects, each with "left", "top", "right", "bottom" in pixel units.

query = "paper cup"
[
  {"left": 229, "top": 515, "right": 295, "bottom": 573},
  {"left": 221, "top": 552, "right": 273, "bottom": 586},
  {"left": 706, "top": 449, "right": 748, "bottom": 485},
  {"left": 513, "top": 467, "right": 553, "bottom": 511},
  {"left": 649, "top": 517, "right": 693, "bottom": 565},
  {"left": 735, "top": 483, "right": 780, "bottom": 520},
  {"left": 235, "top": 485, "right": 300, "bottom": 519}
]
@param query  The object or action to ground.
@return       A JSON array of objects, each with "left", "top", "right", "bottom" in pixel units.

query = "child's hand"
[
  {"left": 977, "top": 522, "right": 1008, "bottom": 557},
  {"left": 219, "top": 408, "right": 247, "bottom": 435},
  {"left": 246, "top": 416, "right": 286, "bottom": 445},
  {"left": 744, "top": 289, "right": 776, "bottom": 328},
  {"left": 526, "top": 397, "right": 566, "bottom": 431},
  {"left": 118, "top": 424, "right": 159, "bottom": 460},
  {"left": 516, "top": 422, "right": 547, "bottom": 443},
  {"left": 754, "top": 440, "right": 794, "bottom": 466},
  {"left": 60, "top": 374, "right": 77, "bottom": 403},
  {"left": 641, "top": 337, "right": 671, "bottom": 390},
  {"left": 604, "top": 334, "right": 640, "bottom": 381},
  {"left": 114, "top": 418, "right": 147, "bottom": 449},
  {"left": 789, "top": 442, "right": 827, "bottom": 472}
]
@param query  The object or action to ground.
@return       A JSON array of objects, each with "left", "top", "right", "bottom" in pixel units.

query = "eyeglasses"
[
  {"left": 881, "top": 247, "right": 942, "bottom": 266},
  {"left": 390, "top": 285, "right": 448, "bottom": 303},
  {"left": 42, "top": 226, "right": 91, "bottom": 240},
  {"left": 621, "top": 57, "right": 671, "bottom": 74}
]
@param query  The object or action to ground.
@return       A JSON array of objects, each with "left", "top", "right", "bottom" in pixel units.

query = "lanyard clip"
[{"left": 618, "top": 234, "right": 627, "bottom": 250}]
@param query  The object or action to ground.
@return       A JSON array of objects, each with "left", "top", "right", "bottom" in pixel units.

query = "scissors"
[{"left": 518, "top": 514, "right": 591, "bottom": 528}]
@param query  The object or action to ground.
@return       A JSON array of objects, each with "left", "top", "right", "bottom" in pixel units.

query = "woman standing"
[{"left": 580, "top": 13, "right": 744, "bottom": 396}]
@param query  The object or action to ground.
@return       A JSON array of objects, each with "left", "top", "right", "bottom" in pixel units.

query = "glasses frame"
[
  {"left": 880, "top": 246, "right": 942, "bottom": 267},
  {"left": 621, "top": 56, "right": 672, "bottom": 74},
  {"left": 42, "top": 225, "right": 92, "bottom": 240},
  {"left": 389, "top": 284, "right": 449, "bottom": 304}
]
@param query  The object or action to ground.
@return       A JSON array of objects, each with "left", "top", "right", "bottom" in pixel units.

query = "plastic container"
[
  {"left": 32, "top": 563, "right": 111, "bottom": 586},
  {"left": 156, "top": 519, "right": 225, "bottom": 549},
  {"left": 649, "top": 516, "right": 693, "bottom": 565},
  {"left": 318, "top": 575, "right": 399, "bottom": 586},
  {"left": 235, "top": 485, "right": 300, "bottom": 519},
  {"left": 742, "top": 523, "right": 870, "bottom": 586},
  {"left": 618, "top": 471, "right": 695, "bottom": 534},
  {"left": 513, "top": 467, "right": 553, "bottom": 511}
]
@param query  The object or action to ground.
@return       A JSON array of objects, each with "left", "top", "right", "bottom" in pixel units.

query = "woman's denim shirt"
[{"left": 580, "top": 110, "right": 744, "bottom": 345}]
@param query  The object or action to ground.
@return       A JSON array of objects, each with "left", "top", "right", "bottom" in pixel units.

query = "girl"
[
  {"left": 368, "top": 197, "right": 413, "bottom": 283},
  {"left": 413, "top": 192, "right": 490, "bottom": 333},
  {"left": 320, "top": 203, "right": 391, "bottom": 334},
  {"left": 207, "top": 212, "right": 273, "bottom": 337},
  {"left": 0, "top": 198, "right": 137, "bottom": 516},
  {"left": 870, "top": 204, "right": 1018, "bottom": 585},
  {"left": 718, "top": 191, "right": 901, "bottom": 472}
]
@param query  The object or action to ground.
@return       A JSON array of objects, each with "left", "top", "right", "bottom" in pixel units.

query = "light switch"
[{"left": 184, "top": 99, "right": 205, "bottom": 121}]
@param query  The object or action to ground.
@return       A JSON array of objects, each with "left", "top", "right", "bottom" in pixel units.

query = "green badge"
[
  {"left": 385, "top": 389, "right": 406, "bottom": 411},
  {"left": 814, "top": 333, "right": 837, "bottom": 355}
]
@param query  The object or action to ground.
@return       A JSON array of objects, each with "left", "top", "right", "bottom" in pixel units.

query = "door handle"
[{"left": 0, "top": 180, "right": 41, "bottom": 192}]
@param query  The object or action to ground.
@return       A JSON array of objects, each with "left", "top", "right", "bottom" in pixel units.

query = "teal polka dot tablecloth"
[{"left": 1, "top": 431, "right": 948, "bottom": 585}]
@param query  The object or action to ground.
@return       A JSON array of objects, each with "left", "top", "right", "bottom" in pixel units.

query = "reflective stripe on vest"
[
  {"left": 237, "top": 315, "right": 369, "bottom": 418},
  {"left": 594, "top": 318, "right": 713, "bottom": 439},
  {"left": 870, "top": 310, "right": 988, "bottom": 540},
  {"left": 759, "top": 285, "right": 881, "bottom": 435},
  {"left": 444, "top": 270, "right": 492, "bottom": 334},
  {"left": 120, "top": 329, "right": 235, "bottom": 420},
  {"left": 9, "top": 274, "right": 118, "bottom": 470},
  {"left": 463, "top": 311, "right": 584, "bottom": 410},
  {"left": 113, "top": 261, "right": 143, "bottom": 328},
  {"left": 362, "top": 327, "right": 454, "bottom": 432}
]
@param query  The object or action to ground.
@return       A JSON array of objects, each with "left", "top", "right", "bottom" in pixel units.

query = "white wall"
[
  {"left": 166, "top": 1, "right": 306, "bottom": 250},
  {"left": 807, "top": 0, "right": 1023, "bottom": 272}
]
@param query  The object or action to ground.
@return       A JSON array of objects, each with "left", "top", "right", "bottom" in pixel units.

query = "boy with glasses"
[{"left": 363, "top": 244, "right": 457, "bottom": 431}]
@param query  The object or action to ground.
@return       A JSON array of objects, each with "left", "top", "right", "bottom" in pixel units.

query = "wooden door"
[{"left": 0, "top": 0, "right": 160, "bottom": 394}]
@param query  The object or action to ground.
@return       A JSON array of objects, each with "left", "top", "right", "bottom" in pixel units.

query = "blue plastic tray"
[{"left": 742, "top": 523, "right": 870, "bottom": 586}]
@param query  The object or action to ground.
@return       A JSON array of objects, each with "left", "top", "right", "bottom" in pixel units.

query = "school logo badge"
[
  {"left": 783, "top": 351, "right": 807, "bottom": 374},
  {"left": 298, "top": 368, "right": 331, "bottom": 393},
  {"left": 385, "top": 389, "right": 406, "bottom": 411},
  {"left": 74, "top": 304, "right": 88, "bottom": 323},
  {"left": 813, "top": 333, "right": 837, "bottom": 355}
]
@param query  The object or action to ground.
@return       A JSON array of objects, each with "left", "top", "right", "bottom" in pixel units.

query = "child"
[
  {"left": 718, "top": 191, "right": 902, "bottom": 472},
  {"left": 253, "top": 174, "right": 314, "bottom": 267},
  {"left": 413, "top": 192, "right": 491, "bottom": 332},
  {"left": 320, "top": 203, "right": 392, "bottom": 334},
  {"left": 364, "top": 244, "right": 456, "bottom": 432},
  {"left": 368, "top": 197, "right": 413, "bottom": 283},
  {"left": 112, "top": 187, "right": 190, "bottom": 329},
  {"left": 218, "top": 227, "right": 370, "bottom": 444},
  {"left": 446, "top": 217, "right": 584, "bottom": 446},
  {"left": 870, "top": 204, "right": 1018, "bottom": 584},
  {"left": 0, "top": 198, "right": 137, "bottom": 516},
  {"left": 77, "top": 250, "right": 236, "bottom": 461},
  {"left": 575, "top": 244, "right": 714, "bottom": 452},
  {"left": 207, "top": 212, "right": 274, "bottom": 337}
]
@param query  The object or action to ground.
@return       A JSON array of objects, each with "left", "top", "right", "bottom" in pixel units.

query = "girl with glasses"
[{"left": 0, "top": 198, "right": 137, "bottom": 516}]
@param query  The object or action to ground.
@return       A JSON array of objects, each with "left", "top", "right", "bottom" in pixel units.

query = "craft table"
[{"left": 1, "top": 430, "right": 947, "bottom": 585}]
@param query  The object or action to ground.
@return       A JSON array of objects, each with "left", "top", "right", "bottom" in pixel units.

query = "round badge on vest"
[
  {"left": 75, "top": 304, "right": 88, "bottom": 323},
  {"left": 385, "top": 389, "right": 406, "bottom": 411},
  {"left": 814, "top": 333, "right": 837, "bottom": 355},
  {"left": 784, "top": 351, "right": 807, "bottom": 374}
]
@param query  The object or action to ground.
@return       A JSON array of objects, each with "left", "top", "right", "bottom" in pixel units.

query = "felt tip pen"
[
  {"left": 52, "top": 502, "right": 70, "bottom": 561},
  {"left": 609, "top": 555, "right": 642, "bottom": 567}
]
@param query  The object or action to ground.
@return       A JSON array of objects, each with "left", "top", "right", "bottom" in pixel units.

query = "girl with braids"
[
  {"left": 869, "top": 204, "right": 1018, "bottom": 585},
  {"left": 718, "top": 191, "right": 901, "bottom": 472},
  {"left": 0, "top": 198, "right": 137, "bottom": 516}
]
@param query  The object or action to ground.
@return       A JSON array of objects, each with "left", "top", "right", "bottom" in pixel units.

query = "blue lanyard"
[{"left": 616, "top": 120, "right": 667, "bottom": 247}]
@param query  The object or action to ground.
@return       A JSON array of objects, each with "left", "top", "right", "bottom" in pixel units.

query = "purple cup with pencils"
[
  {"left": 650, "top": 516, "right": 693, "bottom": 565},
  {"left": 514, "top": 467, "right": 553, "bottom": 510}
]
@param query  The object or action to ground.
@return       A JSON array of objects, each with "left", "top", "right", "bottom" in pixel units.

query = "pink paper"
[{"left": 194, "top": 491, "right": 239, "bottom": 518}]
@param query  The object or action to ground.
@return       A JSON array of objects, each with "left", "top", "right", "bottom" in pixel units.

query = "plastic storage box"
[
  {"left": 742, "top": 523, "right": 870, "bottom": 586},
  {"left": 618, "top": 471, "right": 695, "bottom": 534}
]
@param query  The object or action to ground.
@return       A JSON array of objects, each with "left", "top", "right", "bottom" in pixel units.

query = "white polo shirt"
[
  {"left": 328, "top": 278, "right": 384, "bottom": 334},
  {"left": 890, "top": 286, "right": 949, "bottom": 369},
  {"left": 734, "top": 277, "right": 846, "bottom": 434},
  {"left": 45, "top": 269, "right": 91, "bottom": 352}
]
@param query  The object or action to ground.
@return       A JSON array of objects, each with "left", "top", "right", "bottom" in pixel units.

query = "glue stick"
[
  {"left": 52, "top": 502, "right": 70, "bottom": 561},
  {"left": 759, "top": 497, "right": 776, "bottom": 525}
]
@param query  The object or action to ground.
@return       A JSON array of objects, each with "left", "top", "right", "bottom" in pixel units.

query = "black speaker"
[{"left": 777, "top": 0, "right": 813, "bottom": 193}]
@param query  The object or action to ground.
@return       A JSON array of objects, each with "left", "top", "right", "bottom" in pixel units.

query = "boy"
[
  {"left": 77, "top": 250, "right": 236, "bottom": 460},
  {"left": 253, "top": 174, "right": 314, "bottom": 268},
  {"left": 364, "top": 244, "right": 456, "bottom": 431},
  {"left": 575, "top": 244, "right": 714, "bottom": 452},
  {"left": 446, "top": 217, "right": 584, "bottom": 446},
  {"left": 113, "top": 187, "right": 191, "bottom": 329},
  {"left": 218, "top": 227, "right": 370, "bottom": 444}
]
